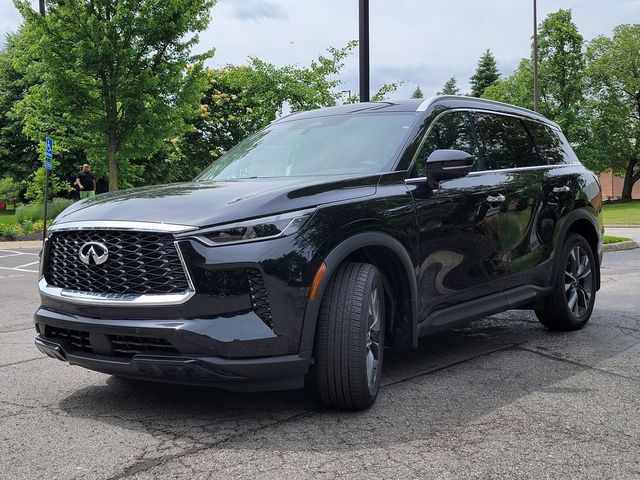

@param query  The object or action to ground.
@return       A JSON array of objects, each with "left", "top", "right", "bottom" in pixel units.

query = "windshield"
[{"left": 195, "top": 113, "right": 417, "bottom": 180}]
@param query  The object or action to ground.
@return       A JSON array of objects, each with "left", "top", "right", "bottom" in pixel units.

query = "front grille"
[
  {"left": 45, "top": 326, "right": 92, "bottom": 353},
  {"left": 107, "top": 335, "right": 179, "bottom": 357},
  {"left": 46, "top": 230, "right": 190, "bottom": 295},
  {"left": 246, "top": 268, "right": 273, "bottom": 328}
]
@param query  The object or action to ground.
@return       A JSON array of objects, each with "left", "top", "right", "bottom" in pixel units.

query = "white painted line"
[
  {"left": 0, "top": 266, "right": 38, "bottom": 273},
  {"left": 0, "top": 253, "right": 22, "bottom": 260},
  {"left": 13, "top": 261, "right": 39, "bottom": 269},
  {"left": 0, "top": 250, "right": 39, "bottom": 256},
  {"left": 0, "top": 274, "right": 27, "bottom": 280}
]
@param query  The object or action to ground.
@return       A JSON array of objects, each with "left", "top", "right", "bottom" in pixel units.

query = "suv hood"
[{"left": 53, "top": 175, "right": 379, "bottom": 228}]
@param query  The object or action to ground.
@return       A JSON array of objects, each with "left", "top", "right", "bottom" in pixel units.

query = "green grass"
[
  {"left": 602, "top": 200, "right": 640, "bottom": 225},
  {"left": 604, "top": 235, "right": 632, "bottom": 245},
  {"left": 0, "top": 210, "right": 18, "bottom": 225}
]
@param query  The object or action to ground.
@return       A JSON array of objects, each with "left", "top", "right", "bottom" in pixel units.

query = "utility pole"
[
  {"left": 39, "top": 0, "right": 45, "bottom": 15},
  {"left": 533, "top": 0, "right": 540, "bottom": 112},
  {"left": 359, "top": 0, "right": 370, "bottom": 102}
]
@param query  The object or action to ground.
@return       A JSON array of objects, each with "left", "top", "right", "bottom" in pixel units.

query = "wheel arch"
[
  {"left": 553, "top": 208, "right": 602, "bottom": 292},
  {"left": 300, "top": 232, "right": 419, "bottom": 354}
]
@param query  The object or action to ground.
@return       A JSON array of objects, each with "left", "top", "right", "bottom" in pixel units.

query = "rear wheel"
[
  {"left": 535, "top": 234, "right": 596, "bottom": 331},
  {"left": 314, "top": 262, "right": 385, "bottom": 410}
]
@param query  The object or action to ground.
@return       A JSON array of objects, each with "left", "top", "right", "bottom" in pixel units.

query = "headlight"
[{"left": 196, "top": 208, "right": 316, "bottom": 245}]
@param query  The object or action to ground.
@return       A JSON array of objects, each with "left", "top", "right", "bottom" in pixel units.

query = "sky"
[{"left": 1, "top": 0, "right": 639, "bottom": 99}]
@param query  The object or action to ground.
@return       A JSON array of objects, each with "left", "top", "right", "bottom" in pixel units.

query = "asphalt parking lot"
[{"left": 1, "top": 231, "right": 639, "bottom": 480}]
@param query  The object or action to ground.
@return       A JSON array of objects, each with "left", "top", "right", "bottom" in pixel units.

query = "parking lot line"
[
  {"left": 0, "top": 266, "right": 38, "bottom": 273},
  {"left": 0, "top": 253, "right": 23, "bottom": 260},
  {"left": 13, "top": 261, "right": 40, "bottom": 269},
  {"left": 0, "top": 249, "right": 39, "bottom": 256}
]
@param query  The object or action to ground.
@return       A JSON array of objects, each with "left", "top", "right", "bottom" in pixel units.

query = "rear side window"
[
  {"left": 414, "top": 111, "right": 481, "bottom": 177},
  {"left": 525, "top": 120, "right": 579, "bottom": 165},
  {"left": 473, "top": 112, "right": 541, "bottom": 170}
]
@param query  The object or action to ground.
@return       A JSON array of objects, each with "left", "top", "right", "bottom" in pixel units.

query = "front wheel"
[
  {"left": 536, "top": 233, "right": 597, "bottom": 331},
  {"left": 314, "top": 262, "right": 385, "bottom": 410}
]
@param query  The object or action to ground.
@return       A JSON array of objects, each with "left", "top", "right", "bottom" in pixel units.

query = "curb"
[
  {"left": 0, "top": 240, "right": 42, "bottom": 250},
  {"left": 603, "top": 241, "right": 639, "bottom": 252}
]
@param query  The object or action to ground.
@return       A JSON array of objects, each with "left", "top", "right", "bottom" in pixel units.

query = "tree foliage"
[
  {"left": 0, "top": 31, "right": 38, "bottom": 182},
  {"left": 537, "top": 9, "right": 585, "bottom": 139},
  {"left": 582, "top": 24, "right": 640, "bottom": 198},
  {"left": 13, "top": 0, "right": 216, "bottom": 191},
  {"left": 411, "top": 86, "right": 424, "bottom": 99},
  {"left": 0, "top": 176, "right": 22, "bottom": 204},
  {"left": 438, "top": 77, "right": 460, "bottom": 96},
  {"left": 470, "top": 49, "right": 500, "bottom": 97}
]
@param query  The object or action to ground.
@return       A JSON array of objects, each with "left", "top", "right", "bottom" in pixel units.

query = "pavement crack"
[
  {"left": 0, "top": 356, "right": 46, "bottom": 369},
  {"left": 514, "top": 345, "right": 640, "bottom": 382},
  {"left": 104, "top": 409, "right": 319, "bottom": 480},
  {"left": 381, "top": 343, "right": 523, "bottom": 389}
]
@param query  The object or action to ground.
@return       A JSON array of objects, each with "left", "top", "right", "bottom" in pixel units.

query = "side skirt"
[{"left": 417, "top": 285, "right": 552, "bottom": 337}]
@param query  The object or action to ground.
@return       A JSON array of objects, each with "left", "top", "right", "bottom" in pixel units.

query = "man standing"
[{"left": 75, "top": 164, "right": 97, "bottom": 199}]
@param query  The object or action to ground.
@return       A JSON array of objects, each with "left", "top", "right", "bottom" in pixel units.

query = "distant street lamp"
[
  {"left": 533, "top": 0, "right": 540, "bottom": 112},
  {"left": 359, "top": 0, "right": 370, "bottom": 102}
]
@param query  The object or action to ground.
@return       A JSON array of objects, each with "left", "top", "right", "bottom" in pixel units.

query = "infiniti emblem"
[{"left": 78, "top": 242, "right": 109, "bottom": 266}]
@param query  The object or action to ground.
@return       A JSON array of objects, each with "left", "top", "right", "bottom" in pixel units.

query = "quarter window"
[
  {"left": 414, "top": 111, "right": 481, "bottom": 177},
  {"left": 525, "top": 120, "right": 579, "bottom": 165},
  {"left": 473, "top": 113, "right": 541, "bottom": 170}
]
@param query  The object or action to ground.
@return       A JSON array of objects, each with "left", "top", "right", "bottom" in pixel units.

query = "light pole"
[
  {"left": 533, "top": 0, "right": 540, "bottom": 112},
  {"left": 359, "top": 0, "right": 370, "bottom": 102},
  {"left": 39, "top": 0, "right": 45, "bottom": 15}
]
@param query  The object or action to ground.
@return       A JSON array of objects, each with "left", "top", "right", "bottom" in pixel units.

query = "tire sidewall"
[{"left": 556, "top": 234, "right": 597, "bottom": 326}]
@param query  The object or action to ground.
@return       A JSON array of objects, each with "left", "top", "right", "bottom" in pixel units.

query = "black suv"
[{"left": 35, "top": 96, "right": 603, "bottom": 409}]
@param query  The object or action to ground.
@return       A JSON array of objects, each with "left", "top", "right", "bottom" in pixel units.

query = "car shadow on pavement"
[{"left": 57, "top": 309, "right": 639, "bottom": 457}]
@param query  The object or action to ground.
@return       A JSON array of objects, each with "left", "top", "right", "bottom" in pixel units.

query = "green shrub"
[
  {"left": 0, "top": 223, "right": 21, "bottom": 238},
  {"left": 20, "top": 220, "right": 35, "bottom": 234},
  {"left": 15, "top": 202, "right": 42, "bottom": 224},
  {"left": 15, "top": 198, "right": 74, "bottom": 225},
  {"left": 47, "top": 198, "right": 74, "bottom": 220}
]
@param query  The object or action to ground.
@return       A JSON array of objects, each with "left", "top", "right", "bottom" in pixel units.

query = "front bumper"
[
  {"left": 35, "top": 232, "right": 325, "bottom": 390},
  {"left": 34, "top": 324, "right": 311, "bottom": 392}
]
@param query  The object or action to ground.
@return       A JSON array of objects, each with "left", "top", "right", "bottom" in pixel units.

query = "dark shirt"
[{"left": 76, "top": 171, "right": 95, "bottom": 191}]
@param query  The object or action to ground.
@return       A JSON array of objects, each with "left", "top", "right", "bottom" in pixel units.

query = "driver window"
[{"left": 414, "top": 111, "right": 481, "bottom": 177}]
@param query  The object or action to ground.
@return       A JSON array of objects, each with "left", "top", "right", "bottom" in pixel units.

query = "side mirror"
[{"left": 426, "top": 149, "right": 475, "bottom": 186}]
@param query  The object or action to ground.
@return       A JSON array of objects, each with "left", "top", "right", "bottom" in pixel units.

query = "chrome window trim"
[
  {"left": 39, "top": 236, "right": 196, "bottom": 306},
  {"left": 404, "top": 164, "right": 569, "bottom": 186},
  {"left": 48, "top": 220, "right": 197, "bottom": 234}
]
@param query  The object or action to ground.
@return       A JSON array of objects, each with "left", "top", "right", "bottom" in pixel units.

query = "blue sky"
[{"left": 2, "top": 0, "right": 639, "bottom": 98}]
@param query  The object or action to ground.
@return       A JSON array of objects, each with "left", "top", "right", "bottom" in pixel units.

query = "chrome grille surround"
[{"left": 39, "top": 221, "right": 196, "bottom": 306}]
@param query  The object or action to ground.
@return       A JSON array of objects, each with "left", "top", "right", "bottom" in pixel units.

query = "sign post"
[{"left": 43, "top": 137, "right": 53, "bottom": 244}]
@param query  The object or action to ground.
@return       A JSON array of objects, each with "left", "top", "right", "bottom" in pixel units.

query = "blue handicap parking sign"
[
  {"left": 45, "top": 160, "right": 53, "bottom": 171},
  {"left": 45, "top": 137, "right": 53, "bottom": 159}
]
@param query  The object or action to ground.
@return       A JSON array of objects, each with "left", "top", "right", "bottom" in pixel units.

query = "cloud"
[{"left": 225, "top": 0, "right": 288, "bottom": 21}]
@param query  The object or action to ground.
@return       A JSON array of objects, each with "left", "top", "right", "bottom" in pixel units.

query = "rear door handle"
[
  {"left": 486, "top": 194, "right": 506, "bottom": 203},
  {"left": 553, "top": 186, "right": 571, "bottom": 194}
]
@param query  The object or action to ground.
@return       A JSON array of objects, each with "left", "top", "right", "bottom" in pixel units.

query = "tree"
[
  {"left": 537, "top": 9, "right": 585, "bottom": 139},
  {"left": 0, "top": 31, "right": 38, "bottom": 182},
  {"left": 583, "top": 25, "right": 640, "bottom": 199},
  {"left": 411, "top": 86, "right": 424, "bottom": 99},
  {"left": 437, "top": 77, "right": 460, "bottom": 96},
  {"left": 482, "top": 59, "right": 534, "bottom": 109},
  {"left": 0, "top": 177, "right": 21, "bottom": 206},
  {"left": 13, "top": 0, "right": 216, "bottom": 191},
  {"left": 470, "top": 49, "right": 500, "bottom": 97}
]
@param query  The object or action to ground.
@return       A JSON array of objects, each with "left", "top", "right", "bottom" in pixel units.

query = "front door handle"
[
  {"left": 553, "top": 186, "right": 571, "bottom": 194},
  {"left": 486, "top": 194, "right": 506, "bottom": 203}
]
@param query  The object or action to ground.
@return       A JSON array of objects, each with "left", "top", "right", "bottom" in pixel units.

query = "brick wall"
[{"left": 599, "top": 171, "right": 640, "bottom": 200}]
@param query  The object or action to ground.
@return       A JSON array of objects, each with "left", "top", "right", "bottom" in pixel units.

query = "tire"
[
  {"left": 314, "top": 262, "right": 385, "bottom": 410},
  {"left": 535, "top": 233, "right": 597, "bottom": 331}
]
